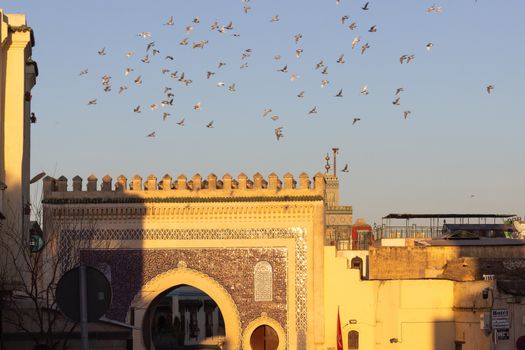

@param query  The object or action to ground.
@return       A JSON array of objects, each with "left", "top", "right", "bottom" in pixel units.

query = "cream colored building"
[
  {"left": 0, "top": 9, "right": 37, "bottom": 281},
  {"left": 40, "top": 171, "right": 525, "bottom": 350}
]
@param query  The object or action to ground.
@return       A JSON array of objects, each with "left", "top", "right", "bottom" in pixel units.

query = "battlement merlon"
[{"left": 42, "top": 172, "right": 326, "bottom": 202}]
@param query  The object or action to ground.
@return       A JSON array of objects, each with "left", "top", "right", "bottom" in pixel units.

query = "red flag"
[{"left": 337, "top": 306, "right": 343, "bottom": 350}]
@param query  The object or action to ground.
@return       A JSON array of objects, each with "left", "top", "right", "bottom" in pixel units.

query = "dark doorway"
[
  {"left": 145, "top": 285, "right": 225, "bottom": 350},
  {"left": 249, "top": 325, "right": 279, "bottom": 350}
]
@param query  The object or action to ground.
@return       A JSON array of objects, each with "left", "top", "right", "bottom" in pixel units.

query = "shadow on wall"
[{"left": 44, "top": 171, "right": 323, "bottom": 350}]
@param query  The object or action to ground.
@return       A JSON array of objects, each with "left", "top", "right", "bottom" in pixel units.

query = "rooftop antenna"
[{"left": 332, "top": 148, "right": 339, "bottom": 176}]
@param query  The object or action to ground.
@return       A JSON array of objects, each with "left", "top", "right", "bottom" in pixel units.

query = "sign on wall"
[{"left": 492, "top": 309, "right": 510, "bottom": 329}]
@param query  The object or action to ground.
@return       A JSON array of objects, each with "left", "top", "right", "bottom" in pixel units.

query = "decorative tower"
[
  {"left": 324, "top": 148, "right": 353, "bottom": 246},
  {"left": 324, "top": 149, "right": 340, "bottom": 207}
]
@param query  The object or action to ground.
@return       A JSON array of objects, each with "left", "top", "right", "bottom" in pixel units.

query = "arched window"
[
  {"left": 348, "top": 330, "right": 359, "bottom": 349},
  {"left": 254, "top": 261, "right": 273, "bottom": 301},
  {"left": 350, "top": 256, "right": 363, "bottom": 278}
]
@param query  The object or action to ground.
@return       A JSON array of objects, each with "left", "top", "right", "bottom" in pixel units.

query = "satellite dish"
[
  {"left": 29, "top": 234, "right": 45, "bottom": 253},
  {"left": 30, "top": 172, "right": 46, "bottom": 184},
  {"left": 514, "top": 220, "right": 524, "bottom": 234}
]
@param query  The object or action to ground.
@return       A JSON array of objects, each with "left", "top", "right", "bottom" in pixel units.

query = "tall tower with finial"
[
  {"left": 324, "top": 148, "right": 353, "bottom": 246},
  {"left": 324, "top": 149, "right": 340, "bottom": 207}
]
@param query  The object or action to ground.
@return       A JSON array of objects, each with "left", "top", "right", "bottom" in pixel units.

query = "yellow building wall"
[
  {"left": 0, "top": 10, "right": 36, "bottom": 283},
  {"left": 324, "top": 246, "right": 456, "bottom": 350},
  {"left": 0, "top": 10, "right": 35, "bottom": 228}
]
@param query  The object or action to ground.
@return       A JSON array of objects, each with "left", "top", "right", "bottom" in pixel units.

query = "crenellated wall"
[
  {"left": 42, "top": 171, "right": 327, "bottom": 350},
  {"left": 42, "top": 172, "right": 326, "bottom": 200}
]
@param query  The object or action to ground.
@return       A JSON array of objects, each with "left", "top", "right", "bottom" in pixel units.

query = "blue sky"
[{"left": 5, "top": 0, "right": 525, "bottom": 223}]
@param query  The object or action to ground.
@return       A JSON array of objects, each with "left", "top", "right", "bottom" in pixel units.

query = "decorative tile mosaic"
[{"left": 63, "top": 227, "right": 307, "bottom": 350}]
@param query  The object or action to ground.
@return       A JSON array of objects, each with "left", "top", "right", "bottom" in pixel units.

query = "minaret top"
[{"left": 324, "top": 153, "right": 331, "bottom": 174}]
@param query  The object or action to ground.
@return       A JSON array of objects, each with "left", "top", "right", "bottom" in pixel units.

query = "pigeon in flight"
[
  {"left": 403, "top": 110, "right": 411, "bottom": 119},
  {"left": 164, "top": 16, "right": 174, "bottom": 26},
  {"left": 277, "top": 64, "right": 288, "bottom": 73},
  {"left": 207, "top": 71, "right": 215, "bottom": 79},
  {"left": 271, "top": 115, "right": 279, "bottom": 121},
  {"left": 426, "top": 4, "right": 442, "bottom": 13},
  {"left": 321, "top": 79, "right": 329, "bottom": 88},
  {"left": 361, "top": 43, "right": 370, "bottom": 55},
  {"left": 368, "top": 25, "right": 377, "bottom": 32},
  {"left": 118, "top": 85, "right": 128, "bottom": 94},
  {"left": 228, "top": 83, "right": 236, "bottom": 92},
  {"left": 206, "top": 121, "right": 214, "bottom": 128},
  {"left": 336, "top": 54, "right": 345, "bottom": 64},
  {"left": 124, "top": 67, "right": 134, "bottom": 76},
  {"left": 176, "top": 118, "right": 185, "bottom": 126},
  {"left": 134, "top": 76, "right": 142, "bottom": 85},
  {"left": 486, "top": 85, "right": 494, "bottom": 94},
  {"left": 137, "top": 32, "right": 151, "bottom": 38},
  {"left": 341, "top": 15, "right": 349, "bottom": 24},
  {"left": 351, "top": 36, "right": 360, "bottom": 49},
  {"left": 194, "top": 102, "right": 202, "bottom": 110},
  {"left": 297, "top": 91, "right": 305, "bottom": 98},
  {"left": 262, "top": 108, "right": 273, "bottom": 117},
  {"left": 79, "top": 69, "right": 88, "bottom": 76},
  {"left": 361, "top": 2, "right": 369, "bottom": 10},
  {"left": 134, "top": 105, "right": 141, "bottom": 113},
  {"left": 87, "top": 99, "right": 97, "bottom": 105},
  {"left": 348, "top": 22, "right": 357, "bottom": 30},
  {"left": 392, "top": 97, "right": 401, "bottom": 105},
  {"left": 361, "top": 85, "right": 369, "bottom": 95},
  {"left": 98, "top": 47, "right": 107, "bottom": 56},
  {"left": 218, "top": 62, "right": 227, "bottom": 68},
  {"left": 335, "top": 89, "right": 343, "bottom": 97},
  {"left": 163, "top": 112, "right": 171, "bottom": 121},
  {"left": 308, "top": 106, "right": 318, "bottom": 114},
  {"left": 294, "top": 33, "right": 303, "bottom": 44},
  {"left": 352, "top": 117, "right": 361, "bottom": 125},
  {"left": 126, "top": 51, "right": 134, "bottom": 58},
  {"left": 147, "top": 131, "right": 156, "bottom": 138},
  {"left": 275, "top": 127, "right": 284, "bottom": 140},
  {"left": 426, "top": 43, "right": 433, "bottom": 51},
  {"left": 146, "top": 41, "right": 155, "bottom": 52},
  {"left": 395, "top": 87, "right": 404, "bottom": 95},
  {"left": 341, "top": 164, "right": 349, "bottom": 172},
  {"left": 270, "top": 15, "right": 280, "bottom": 22}
]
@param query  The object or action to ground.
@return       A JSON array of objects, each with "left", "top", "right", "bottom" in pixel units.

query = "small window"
[
  {"left": 348, "top": 330, "right": 359, "bottom": 349},
  {"left": 350, "top": 257, "right": 363, "bottom": 278}
]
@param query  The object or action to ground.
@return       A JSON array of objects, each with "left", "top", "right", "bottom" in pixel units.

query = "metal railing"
[
  {"left": 335, "top": 239, "right": 371, "bottom": 251},
  {"left": 374, "top": 225, "right": 443, "bottom": 239}
]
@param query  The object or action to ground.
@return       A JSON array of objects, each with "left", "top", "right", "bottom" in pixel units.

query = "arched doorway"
[
  {"left": 242, "top": 315, "right": 286, "bottom": 350},
  {"left": 130, "top": 266, "right": 241, "bottom": 350},
  {"left": 249, "top": 325, "right": 279, "bottom": 350},
  {"left": 148, "top": 285, "right": 226, "bottom": 350}
]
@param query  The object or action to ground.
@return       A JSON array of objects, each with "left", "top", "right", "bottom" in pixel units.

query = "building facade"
[
  {"left": 42, "top": 172, "right": 327, "bottom": 350},
  {"left": 0, "top": 9, "right": 37, "bottom": 284}
]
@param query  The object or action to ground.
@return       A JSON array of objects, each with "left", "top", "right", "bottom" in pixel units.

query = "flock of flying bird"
[{"left": 80, "top": 1, "right": 494, "bottom": 173}]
